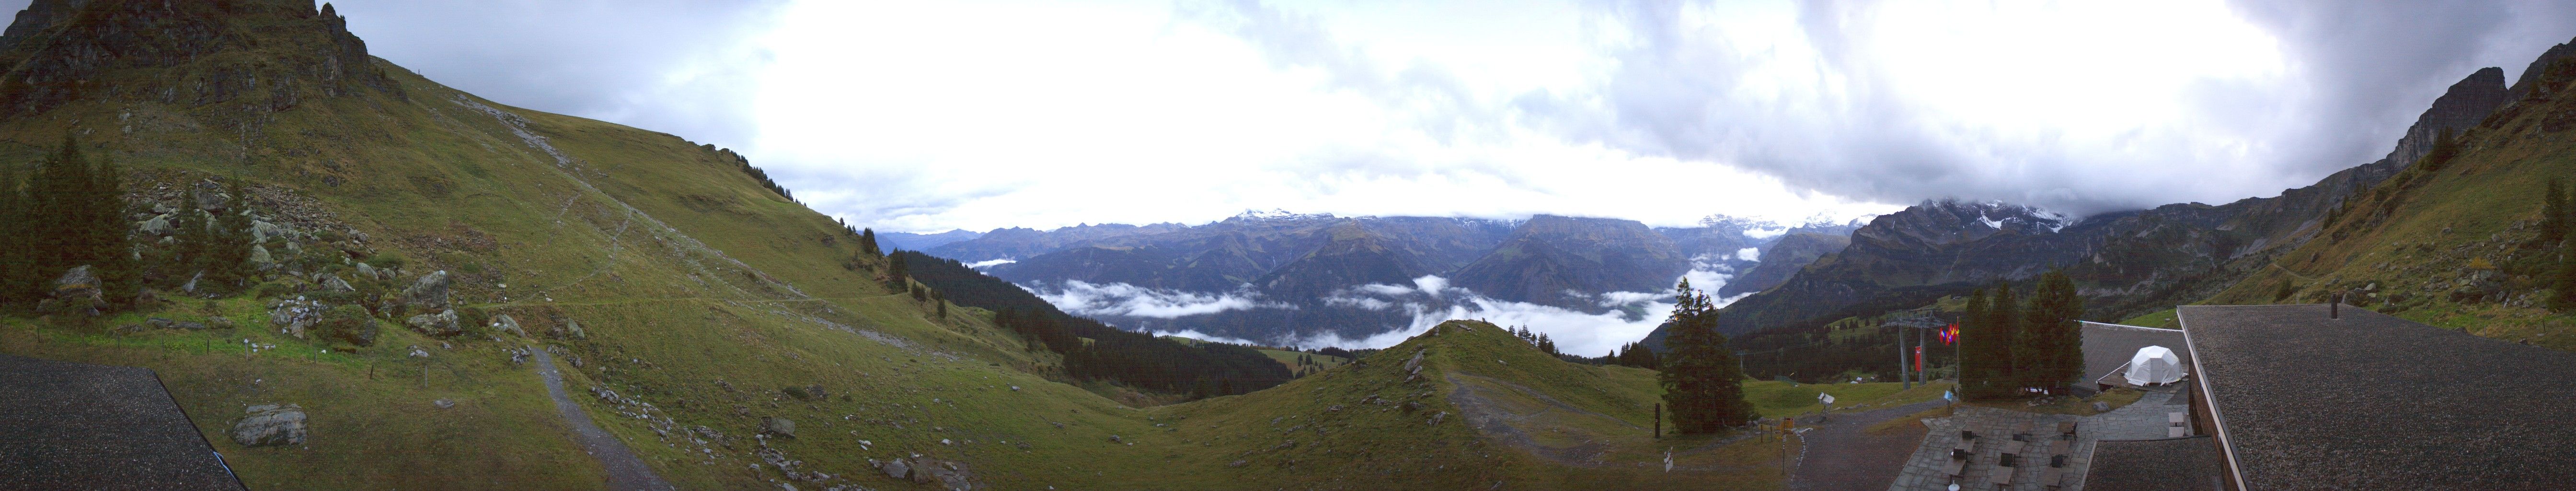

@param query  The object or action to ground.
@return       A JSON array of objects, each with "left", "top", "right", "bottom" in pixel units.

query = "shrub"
[
  {"left": 364, "top": 251, "right": 408, "bottom": 270},
  {"left": 321, "top": 305, "right": 378, "bottom": 347},
  {"left": 455, "top": 306, "right": 490, "bottom": 336},
  {"left": 252, "top": 281, "right": 296, "bottom": 299}
]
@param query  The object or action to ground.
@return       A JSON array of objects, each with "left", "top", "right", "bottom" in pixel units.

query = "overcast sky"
[{"left": 51, "top": 0, "right": 2576, "bottom": 232}]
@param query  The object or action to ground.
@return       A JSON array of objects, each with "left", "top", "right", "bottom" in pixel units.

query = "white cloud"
[
  {"left": 1025, "top": 281, "right": 1289, "bottom": 319},
  {"left": 316, "top": 0, "right": 2576, "bottom": 234},
  {"left": 964, "top": 258, "right": 1017, "bottom": 269},
  {"left": 1736, "top": 247, "right": 1761, "bottom": 262}
]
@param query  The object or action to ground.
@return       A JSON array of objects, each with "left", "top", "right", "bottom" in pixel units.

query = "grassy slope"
[
  {"left": 0, "top": 52, "right": 1160, "bottom": 490},
  {"left": 2199, "top": 78, "right": 2576, "bottom": 352},
  {"left": 1146, "top": 320, "right": 1789, "bottom": 490}
]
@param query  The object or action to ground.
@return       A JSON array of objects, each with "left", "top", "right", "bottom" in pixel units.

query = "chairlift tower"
[{"left": 1885, "top": 306, "right": 1948, "bottom": 390}]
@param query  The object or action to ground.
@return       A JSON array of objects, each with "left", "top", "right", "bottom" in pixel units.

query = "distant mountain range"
[
  {"left": 910, "top": 210, "right": 1864, "bottom": 344},
  {"left": 1643, "top": 57, "right": 2536, "bottom": 349},
  {"left": 875, "top": 229, "right": 982, "bottom": 252}
]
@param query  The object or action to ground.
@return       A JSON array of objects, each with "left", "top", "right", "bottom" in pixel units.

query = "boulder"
[
  {"left": 47, "top": 266, "right": 103, "bottom": 316},
  {"left": 322, "top": 275, "right": 356, "bottom": 293},
  {"left": 404, "top": 309, "right": 462, "bottom": 338},
  {"left": 354, "top": 262, "right": 379, "bottom": 281},
  {"left": 207, "top": 316, "right": 236, "bottom": 329},
  {"left": 270, "top": 299, "right": 322, "bottom": 339},
  {"left": 876, "top": 458, "right": 911, "bottom": 480},
  {"left": 147, "top": 317, "right": 175, "bottom": 329},
  {"left": 432, "top": 398, "right": 456, "bottom": 409},
  {"left": 551, "top": 319, "right": 586, "bottom": 339},
  {"left": 231, "top": 404, "right": 307, "bottom": 447},
  {"left": 248, "top": 246, "right": 274, "bottom": 269},
  {"left": 175, "top": 320, "right": 207, "bottom": 330},
  {"left": 2093, "top": 401, "right": 2111, "bottom": 412},
  {"left": 761, "top": 417, "right": 796, "bottom": 438},
  {"left": 193, "top": 183, "right": 229, "bottom": 211},
  {"left": 402, "top": 270, "right": 451, "bottom": 310},
  {"left": 252, "top": 220, "right": 288, "bottom": 242},
  {"left": 492, "top": 315, "right": 526, "bottom": 337},
  {"left": 137, "top": 214, "right": 173, "bottom": 236}
]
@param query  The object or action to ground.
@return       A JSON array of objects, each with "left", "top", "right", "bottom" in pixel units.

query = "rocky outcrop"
[
  {"left": 0, "top": 0, "right": 404, "bottom": 117},
  {"left": 404, "top": 309, "right": 460, "bottom": 337},
  {"left": 402, "top": 270, "right": 450, "bottom": 310},
  {"left": 230, "top": 404, "right": 307, "bottom": 447},
  {"left": 0, "top": 0, "right": 83, "bottom": 50},
  {"left": 2508, "top": 36, "right": 2576, "bottom": 103},
  {"left": 2384, "top": 67, "right": 2507, "bottom": 170}
]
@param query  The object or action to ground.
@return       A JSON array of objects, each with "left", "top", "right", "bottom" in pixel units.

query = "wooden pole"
[{"left": 1653, "top": 403, "right": 1662, "bottom": 439}]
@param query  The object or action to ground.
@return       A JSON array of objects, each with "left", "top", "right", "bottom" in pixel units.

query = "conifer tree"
[
  {"left": 2553, "top": 241, "right": 2576, "bottom": 312},
  {"left": 860, "top": 228, "right": 881, "bottom": 257},
  {"left": 168, "top": 189, "right": 210, "bottom": 281},
  {"left": 2544, "top": 177, "right": 2569, "bottom": 245},
  {"left": 0, "top": 162, "right": 27, "bottom": 309},
  {"left": 1986, "top": 283, "right": 2023, "bottom": 395},
  {"left": 2018, "top": 271, "right": 2084, "bottom": 392},
  {"left": 1658, "top": 279, "right": 1750, "bottom": 433},
  {"left": 201, "top": 178, "right": 256, "bottom": 294}
]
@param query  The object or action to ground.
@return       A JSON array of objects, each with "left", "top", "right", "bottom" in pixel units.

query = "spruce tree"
[
  {"left": 860, "top": 228, "right": 881, "bottom": 257},
  {"left": 1959, "top": 289, "right": 2002, "bottom": 397},
  {"left": 1658, "top": 279, "right": 1750, "bottom": 434},
  {"left": 2019, "top": 271, "right": 2084, "bottom": 392},
  {"left": 2553, "top": 241, "right": 2576, "bottom": 312},
  {"left": 1988, "top": 283, "right": 2023, "bottom": 395},
  {"left": 203, "top": 178, "right": 256, "bottom": 293},
  {"left": 89, "top": 156, "right": 137, "bottom": 308},
  {"left": 2544, "top": 177, "right": 2568, "bottom": 245},
  {"left": 169, "top": 189, "right": 210, "bottom": 283},
  {"left": 0, "top": 162, "right": 26, "bottom": 309}
]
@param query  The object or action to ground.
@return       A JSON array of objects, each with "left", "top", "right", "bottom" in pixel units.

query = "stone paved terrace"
[{"left": 1885, "top": 392, "right": 2190, "bottom": 491}]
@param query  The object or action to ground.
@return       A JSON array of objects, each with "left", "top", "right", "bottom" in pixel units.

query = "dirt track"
[
  {"left": 531, "top": 349, "right": 675, "bottom": 491},
  {"left": 1789, "top": 400, "right": 1944, "bottom": 491}
]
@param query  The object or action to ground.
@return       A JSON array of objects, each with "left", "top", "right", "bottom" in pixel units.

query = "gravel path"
[
  {"left": 1790, "top": 400, "right": 1944, "bottom": 491},
  {"left": 531, "top": 349, "right": 675, "bottom": 491}
]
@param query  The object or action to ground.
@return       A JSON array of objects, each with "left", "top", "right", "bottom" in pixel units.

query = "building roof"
[
  {"left": 2083, "top": 436, "right": 2225, "bottom": 491},
  {"left": 2178, "top": 304, "right": 2576, "bottom": 489},
  {"left": 2080, "top": 321, "right": 2191, "bottom": 387},
  {"left": 0, "top": 353, "right": 244, "bottom": 491}
]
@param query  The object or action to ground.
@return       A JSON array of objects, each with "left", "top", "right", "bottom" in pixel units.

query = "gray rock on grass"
[
  {"left": 762, "top": 417, "right": 796, "bottom": 438},
  {"left": 404, "top": 309, "right": 462, "bottom": 337},
  {"left": 402, "top": 270, "right": 451, "bottom": 310},
  {"left": 232, "top": 404, "right": 308, "bottom": 447}
]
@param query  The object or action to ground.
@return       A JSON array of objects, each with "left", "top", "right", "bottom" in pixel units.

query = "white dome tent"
[{"left": 2124, "top": 346, "right": 2185, "bottom": 386}]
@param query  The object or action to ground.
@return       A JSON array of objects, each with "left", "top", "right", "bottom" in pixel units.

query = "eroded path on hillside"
[
  {"left": 1444, "top": 372, "right": 1642, "bottom": 466},
  {"left": 531, "top": 349, "right": 676, "bottom": 491},
  {"left": 1788, "top": 400, "right": 1944, "bottom": 491}
]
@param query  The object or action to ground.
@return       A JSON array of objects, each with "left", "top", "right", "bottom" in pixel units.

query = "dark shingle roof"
[
  {"left": 0, "top": 353, "right": 244, "bottom": 490},
  {"left": 2179, "top": 304, "right": 2576, "bottom": 489},
  {"left": 2084, "top": 436, "right": 2224, "bottom": 491},
  {"left": 2080, "top": 321, "right": 2191, "bottom": 387}
]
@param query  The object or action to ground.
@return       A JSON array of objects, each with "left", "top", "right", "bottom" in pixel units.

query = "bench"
[
  {"left": 1988, "top": 463, "right": 2017, "bottom": 487},
  {"left": 2048, "top": 438, "right": 2071, "bottom": 456},
  {"left": 1941, "top": 458, "right": 1966, "bottom": 478},
  {"left": 2057, "top": 420, "right": 2077, "bottom": 436},
  {"left": 2039, "top": 466, "right": 2065, "bottom": 490}
]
